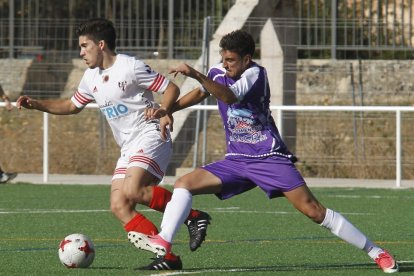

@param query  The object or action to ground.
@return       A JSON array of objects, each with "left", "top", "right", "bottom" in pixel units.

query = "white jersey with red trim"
[{"left": 71, "top": 54, "right": 169, "bottom": 147}]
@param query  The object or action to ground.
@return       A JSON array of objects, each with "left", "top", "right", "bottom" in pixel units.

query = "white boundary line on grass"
[
  {"left": 148, "top": 268, "right": 274, "bottom": 275},
  {"left": 327, "top": 194, "right": 414, "bottom": 199},
  {"left": 0, "top": 209, "right": 110, "bottom": 214},
  {"left": 0, "top": 207, "right": 374, "bottom": 215},
  {"left": 149, "top": 261, "right": 414, "bottom": 276},
  {"left": 0, "top": 208, "right": 374, "bottom": 216}
]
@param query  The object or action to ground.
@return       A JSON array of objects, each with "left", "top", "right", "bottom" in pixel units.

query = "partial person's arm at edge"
[{"left": 16, "top": 96, "right": 82, "bottom": 115}]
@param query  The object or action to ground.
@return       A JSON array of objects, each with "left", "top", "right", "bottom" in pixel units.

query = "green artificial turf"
[{"left": 0, "top": 183, "right": 413, "bottom": 275}]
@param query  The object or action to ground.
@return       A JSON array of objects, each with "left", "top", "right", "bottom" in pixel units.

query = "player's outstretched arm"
[
  {"left": 169, "top": 63, "right": 238, "bottom": 104},
  {"left": 170, "top": 87, "right": 209, "bottom": 113},
  {"left": 16, "top": 95, "right": 82, "bottom": 115},
  {"left": 158, "top": 87, "right": 208, "bottom": 141}
]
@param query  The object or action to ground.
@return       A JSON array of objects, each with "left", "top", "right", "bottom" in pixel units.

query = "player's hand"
[
  {"left": 169, "top": 63, "right": 194, "bottom": 78},
  {"left": 16, "top": 95, "right": 35, "bottom": 110},
  {"left": 144, "top": 107, "right": 167, "bottom": 120},
  {"left": 160, "top": 113, "right": 173, "bottom": 141}
]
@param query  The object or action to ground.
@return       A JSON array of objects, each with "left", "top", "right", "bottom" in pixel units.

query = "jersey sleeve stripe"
[
  {"left": 148, "top": 74, "right": 165, "bottom": 92},
  {"left": 74, "top": 91, "right": 93, "bottom": 105},
  {"left": 148, "top": 74, "right": 160, "bottom": 91},
  {"left": 154, "top": 75, "right": 166, "bottom": 91}
]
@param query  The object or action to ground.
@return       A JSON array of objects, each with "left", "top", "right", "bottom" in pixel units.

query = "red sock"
[
  {"left": 165, "top": 252, "right": 179, "bottom": 260},
  {"left": 187, "top": 209, "right": 201, "bottom": 220},
  {"left": 149, "top": 186, "right": 201, "bottom": 220},
  {"left": 124, "top": 213, "right": 158, "bottom": 235},
  {"left": 149, "top": 186, "right": 172, "bottom": 212}
]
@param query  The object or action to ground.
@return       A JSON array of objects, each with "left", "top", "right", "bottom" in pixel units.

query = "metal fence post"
[
  {"left": 168, "top": 0, "right": 174, "bottom": 59},
  {"left": 331, "top": 0, "right": 337, "bottom": 60},
  {"left": 201, "top": 16, "right": 211, "bottom": 165},
  {"left": 396, "top": 110, "right": 401, "bottom": 188},
  {"left": 43, "top": 112, "right": 49, "bottom": 183},
  {"left": 8, "top": 0, "right": 14, "bottom": 59}
]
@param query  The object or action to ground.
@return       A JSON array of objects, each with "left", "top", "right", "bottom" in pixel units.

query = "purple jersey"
[{"left": 206, "top": 62, "right": 292, "bottom": 159}]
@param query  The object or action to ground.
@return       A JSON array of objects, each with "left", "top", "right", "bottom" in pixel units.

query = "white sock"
[
  {"left": 320, "top": 208, "right": 382, "bottom": 258},
  {"left": 158, "top": 188, "right": 192, "bottom": 243},
  {"left": 367, "top": 246, "right": 385, "bottom": 260}
]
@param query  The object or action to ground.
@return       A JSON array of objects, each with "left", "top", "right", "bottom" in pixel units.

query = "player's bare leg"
[{"left": 109, "top": 167, "right": 182, "bottom": 270}]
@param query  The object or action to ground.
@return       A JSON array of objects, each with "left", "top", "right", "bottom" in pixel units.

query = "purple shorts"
[{"left": 202, "top": 155, "right": 306, "bottom": 200}]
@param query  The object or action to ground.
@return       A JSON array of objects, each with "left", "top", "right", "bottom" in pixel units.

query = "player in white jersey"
[{"left": 16, "top": 18, "right": 211, "bottom": 271}]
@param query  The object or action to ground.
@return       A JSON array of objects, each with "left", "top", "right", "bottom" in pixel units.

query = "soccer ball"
[{"left": 58, "top": 233, "right": 95, "bottom": 268}]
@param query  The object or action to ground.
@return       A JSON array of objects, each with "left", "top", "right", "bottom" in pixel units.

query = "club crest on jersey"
[
  {"left": 103, "top": 75, "right": 109, "bottom": 82},
  {"left": 118, "top": 81, "right": 127, "bottom": 91}
]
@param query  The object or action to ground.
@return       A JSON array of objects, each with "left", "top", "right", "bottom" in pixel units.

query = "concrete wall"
[
  {"left": 2, "top": 58, "right": 414, "bottom": 177},
  {"left": 296, "top": 59, "right": 414, "bottom": 105},
  {"left": 3, "top": 58, "right": 414, "bottom": 105},
  {"left": 0, "top": 59, "right": 33, "bottom": 99}
]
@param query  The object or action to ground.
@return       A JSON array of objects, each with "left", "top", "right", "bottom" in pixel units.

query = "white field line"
[
  {"left": 0, "top": 209, "right": 110, "bottom": 214},
  {"left": 326, "top": 195, "right": 408, "bottom": 199},
  {"left": 150, "top": 261, "right": 414, "bottom": 276},
  {"left": 0, "top": 206, "right": 374, "bottom": 215},
  {"left": 1, "top": 193, "right": 403, "bottom": 215}
]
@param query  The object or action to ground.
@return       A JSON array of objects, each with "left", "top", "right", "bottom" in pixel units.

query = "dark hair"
[
  {"left": 219, "top": 30, "right": 255, "bottom": 57},
  {"left": 75, "top": 18, "right": 116, "bottom": 51}
]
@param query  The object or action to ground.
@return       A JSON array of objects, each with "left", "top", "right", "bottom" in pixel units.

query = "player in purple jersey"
[{"left": 130, "top": 30, "right": 398, "bottom": 273}]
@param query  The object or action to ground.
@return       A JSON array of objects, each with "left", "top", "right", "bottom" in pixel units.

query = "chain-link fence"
[{"left": 1, "top": 0, "right": 414, "bottom": 181}]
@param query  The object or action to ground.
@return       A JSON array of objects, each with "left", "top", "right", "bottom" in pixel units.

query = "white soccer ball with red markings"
[{"left": 58, "top": 233, "right": 95, "bottom": 268}]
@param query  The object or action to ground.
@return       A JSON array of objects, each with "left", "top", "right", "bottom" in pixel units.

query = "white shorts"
[{"left": 112, "top": 126, "right": 172, "bottom": 182}]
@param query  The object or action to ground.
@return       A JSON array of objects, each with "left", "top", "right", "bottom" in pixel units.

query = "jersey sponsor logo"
[
  {"left": 101, "top": 103, "right": 128, "bottom": 119},
  {"left": 227, "top": 107, "right": 266, "bottom": 144}
]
